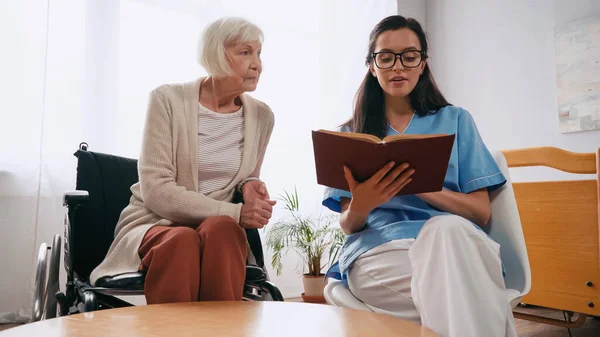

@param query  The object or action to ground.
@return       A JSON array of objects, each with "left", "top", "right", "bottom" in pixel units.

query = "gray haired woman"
[{"left": 89, "top": 17, "right": 276, "bottom": 304}]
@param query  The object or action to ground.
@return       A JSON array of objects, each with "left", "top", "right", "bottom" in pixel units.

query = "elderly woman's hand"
[
  {"left": 242, "top": 180, "right": 271, "bottom": 204},
  {"left": 240, "top": 198, "right": 276, "bottom": 229},
  {"left": 240, "top": 180, "right": 276, "bottom": 229}
]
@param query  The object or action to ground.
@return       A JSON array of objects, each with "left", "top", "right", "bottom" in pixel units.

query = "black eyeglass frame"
[{"left": 370, "top": 50, "right": 428, "bottom": 69}]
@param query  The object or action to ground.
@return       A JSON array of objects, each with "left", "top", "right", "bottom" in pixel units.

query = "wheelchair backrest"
[
  {"left": 72, "top": 148, "right": 139, "bottom": 280},
  {"left": 70, "top": 146, "right": 266, "bottom": 280}
]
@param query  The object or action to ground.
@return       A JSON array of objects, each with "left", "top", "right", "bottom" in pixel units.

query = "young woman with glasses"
[{"left": 322, "top": 15, "right": 517, "bottom": 337}]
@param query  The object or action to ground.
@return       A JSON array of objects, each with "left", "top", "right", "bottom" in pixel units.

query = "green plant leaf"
[{"left": 265, "top": 187, "right": 346, "bottom": 277}]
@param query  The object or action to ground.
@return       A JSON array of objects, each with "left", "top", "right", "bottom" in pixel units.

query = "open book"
[{"left": 312, "top": 129, "right": 455, "bottom": 196}]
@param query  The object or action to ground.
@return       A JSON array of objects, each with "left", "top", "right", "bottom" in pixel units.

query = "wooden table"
[{"left": 1, "top": 301, "right": 439, "bottom": 337}]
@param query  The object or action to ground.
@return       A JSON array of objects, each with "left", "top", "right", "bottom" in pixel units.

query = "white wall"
[
  {"left": 0, "top": 0, "right": 49, "bottom": 322},
  {"left": 3, "top": 0, "right": 597, "bottom": 319},
  {"left": 261, "top": 0, "right": 398, "bottom": 298},
  {"left": 425, "top": 0, "right": 599, "bottom": 182},
  {"left": 0, "top": 0, "right": 399, "bottom": 319},
  {"left": 396, "top": 0, "right": 427, "bottom": 29}
]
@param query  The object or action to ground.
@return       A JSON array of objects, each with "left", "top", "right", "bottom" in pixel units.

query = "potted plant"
[{"left": 265, "top": 188, "right": 345, "bottom": 303}]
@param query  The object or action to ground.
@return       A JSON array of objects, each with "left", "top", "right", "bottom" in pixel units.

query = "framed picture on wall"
[{"left": 554, "top": 14, "right": 600, "bottom": 134}]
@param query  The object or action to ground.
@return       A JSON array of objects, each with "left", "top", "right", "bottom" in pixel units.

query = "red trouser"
[{"left": 138, "top": 215, "right": 248, "bottom": 304}]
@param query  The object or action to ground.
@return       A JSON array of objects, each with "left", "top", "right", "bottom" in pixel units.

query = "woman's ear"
[
  {"left": 369, "top": 63, "right": 377, "bottom": 78},
  {"left": 419, "top": 59, "right": 427, "bottom": 74}
]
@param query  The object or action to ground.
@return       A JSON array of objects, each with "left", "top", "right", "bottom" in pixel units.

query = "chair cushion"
[{"left": 95, "top": 272, "right": 145, "bottom": 290}]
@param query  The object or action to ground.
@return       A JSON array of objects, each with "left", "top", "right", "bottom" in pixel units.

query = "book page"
[
  {"left": 383, "top": 133, "right": 448, "bottom": 143},
  {"left": 315, "top": 129, "right": 382, "bottom": 144}
]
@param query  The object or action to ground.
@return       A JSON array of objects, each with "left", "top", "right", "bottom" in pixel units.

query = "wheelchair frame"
[{"left": 31, "top": 144, "right": 284, "bottom": 321}]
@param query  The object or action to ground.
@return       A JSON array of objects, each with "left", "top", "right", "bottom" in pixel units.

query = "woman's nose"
[
  {"left": 392, "top": 56, "right": 405, "bottom": 72},
  {"left": 251, "top": 58, "right": 261, "bottom": 71}
]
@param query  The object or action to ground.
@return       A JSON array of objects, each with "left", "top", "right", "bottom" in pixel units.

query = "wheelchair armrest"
[
  {"left": 232, "top": 190, "right": 244, "bottom": 204},
  {"left": 63, "top": 190, "right": 89, "bottom": 208},
  {"left": 95, "top": 272, "right": 145, "bottom": 290},
  {"left": 245, "top": 265, "right": 266, "bottom": 284}
]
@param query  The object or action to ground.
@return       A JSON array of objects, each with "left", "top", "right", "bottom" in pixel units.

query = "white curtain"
[{"left": 0, "top": 0, "right": 396, "bottom": 320}]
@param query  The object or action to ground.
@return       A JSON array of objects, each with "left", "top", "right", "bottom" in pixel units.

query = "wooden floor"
[
  {"left": 286, "top": 299, "right": 600, "bottom": 337},
  {"left": 513, "top": 305, "right": 599, "bottom": 337},
  {"left": 0, "top": 324, "right": 21, "bottom": 332},
  {"left": 1, "top": 303, "right": 598, "bottom": 336}
]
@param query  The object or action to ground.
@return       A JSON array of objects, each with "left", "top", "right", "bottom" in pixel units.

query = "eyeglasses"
[{"left": 371, "top": 50, "right": 426, "bottom": 69}]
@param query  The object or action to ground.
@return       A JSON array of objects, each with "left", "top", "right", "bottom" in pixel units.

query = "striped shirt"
[{"left": 197, "top": 102, "right": 244, "bottom": 195}]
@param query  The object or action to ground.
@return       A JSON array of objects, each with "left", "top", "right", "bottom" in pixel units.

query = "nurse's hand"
[{"left": 343, "top": 162, "right": 414, "bottom": 216}]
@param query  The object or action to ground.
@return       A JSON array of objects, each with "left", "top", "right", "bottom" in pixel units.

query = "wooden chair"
[{"left": 502, "top": 146, "right": 600, "bottom": 327}]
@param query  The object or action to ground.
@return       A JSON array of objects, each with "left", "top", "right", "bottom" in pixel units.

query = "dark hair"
[{"left": 343, "top": 15, "right": 450, "bottom": 138}]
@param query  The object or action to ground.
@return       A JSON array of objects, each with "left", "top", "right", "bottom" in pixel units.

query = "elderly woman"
[{"left": 89, "top": 17, "right": 276, "bottom": 304}]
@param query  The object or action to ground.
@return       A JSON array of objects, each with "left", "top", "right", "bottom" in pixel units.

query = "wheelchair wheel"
[
  {"left": 31, "top": 243, "right": 49, "bottom": 322},
  {"left": 44, "top": 234, "right": 62, "bottom": 318}
]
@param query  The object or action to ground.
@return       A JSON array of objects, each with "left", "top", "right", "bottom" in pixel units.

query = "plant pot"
[
  {"left": 301, "top": 292, "right": 327, "bottom": 303},
  {"left": 302, "top": 274, "right": 326, "bottom": 302}
]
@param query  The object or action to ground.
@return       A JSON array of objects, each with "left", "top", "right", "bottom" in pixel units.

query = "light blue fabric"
[{"left": 322, "top": 106, "right": 507, "bottom": 281}]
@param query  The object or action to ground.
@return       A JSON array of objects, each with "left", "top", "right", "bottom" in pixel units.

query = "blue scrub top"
[{"left": 322, "top": 106, "right": 507, "bottom": 280}]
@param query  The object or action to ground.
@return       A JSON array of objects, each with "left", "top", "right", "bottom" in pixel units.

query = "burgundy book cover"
[{"left": 312, "top": 131, "right": 455, "bottom": 196}]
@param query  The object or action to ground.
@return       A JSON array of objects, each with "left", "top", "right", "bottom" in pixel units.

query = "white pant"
[{"left": 347, "top": 215, "right": 517, "bottom": 337}]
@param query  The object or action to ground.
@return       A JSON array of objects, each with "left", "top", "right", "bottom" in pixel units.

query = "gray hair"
[{"left": 197, "top": 17, "right": 264, "bottom": 77}]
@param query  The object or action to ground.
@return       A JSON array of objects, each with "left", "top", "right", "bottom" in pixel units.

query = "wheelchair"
[{"left": 31, "top": 143, "right": 284, "bottom": 321}]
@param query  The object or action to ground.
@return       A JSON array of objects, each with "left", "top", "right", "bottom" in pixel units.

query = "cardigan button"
[
  {"left": 588, "top": 302, "right": 594, "bottom": 308},
  {"left": 586, "top": 281, "right": 593, "bottom": 287}
]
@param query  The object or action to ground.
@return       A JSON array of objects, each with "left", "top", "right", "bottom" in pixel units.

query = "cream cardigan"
[{"left": 89, "top": 78, "right": 274, "bottom": 285}]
